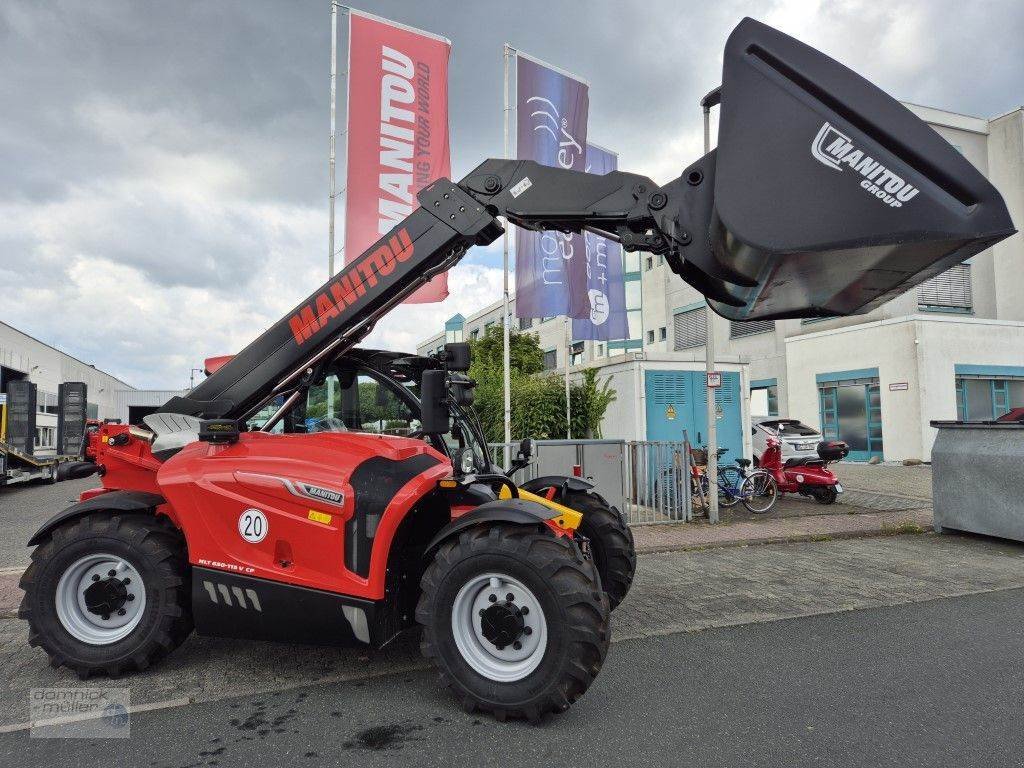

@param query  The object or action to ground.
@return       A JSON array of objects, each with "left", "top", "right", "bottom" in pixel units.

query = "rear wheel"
[
  {"left": 19, "top": 513, "right": 193, "bottom": 678},
  {"left": 560, "top": 489, "right": 635, "bottom": 610},
  {"left": 813, "top": 487, "right": 838, "bottom": 505},
  {"left": 417, "top": 524, "right": 609, "bottom": 722},
  {"left": 716, "top": 466, "right": 743, "bottom": 507}
]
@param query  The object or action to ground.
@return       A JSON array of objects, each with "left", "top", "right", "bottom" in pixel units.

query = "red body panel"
[
  {"left": 87, "top": 429, "right": 452, "bottom": 601},
  {"left": 156, "top": 432, "right": 450, "bottom": 600}
]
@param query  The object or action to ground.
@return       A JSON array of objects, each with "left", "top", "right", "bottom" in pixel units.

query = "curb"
[{"left": 635, "top": 525, "right": 931, "bottom": 556}]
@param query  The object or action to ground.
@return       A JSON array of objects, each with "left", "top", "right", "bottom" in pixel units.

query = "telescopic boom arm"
[{"left": 160, "top": 159, "right": 694, "bottom": 423}]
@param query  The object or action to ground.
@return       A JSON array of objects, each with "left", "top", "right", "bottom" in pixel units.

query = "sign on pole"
[
  {"left": 707, "top": 371, "right": 722, "bottom": 388},
  {"left": 513, "top": 52, "right": 590, "bottom": 319},
  {"left": 343, "top": 8, "right": 452, "bottom": 303}
]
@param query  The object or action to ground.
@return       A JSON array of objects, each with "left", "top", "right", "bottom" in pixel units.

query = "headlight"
[{"left": 460, "top": 448, "right": 476, "bottom": 474}]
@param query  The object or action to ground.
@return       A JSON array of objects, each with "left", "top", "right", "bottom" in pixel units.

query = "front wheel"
[{"left": 417, "top": 524, "right": 609, "bottom": 722}]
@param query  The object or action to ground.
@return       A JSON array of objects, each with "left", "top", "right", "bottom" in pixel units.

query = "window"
[
  {"left": 34, "top": 427, "right": 55, "bottom": 449},
  {"left": 730, "top": 319, "right": 774, "bottom": 339},
  {"left": 541, "top": 316, "right": 554, "bottom": 324},
  {"left": 87, "top": 402, "right": 99, "bottom": 420},
  {"left": 918, "top": 263, "right": 972, "bottom": 312},
  {"left": 484, "top": 320, "right": 495, "bottom": 331},
  {"left": 646, "top": 330, "right": 654, "bottom": 344},
  {"left": 518, "top": 317, "right": 533, "bottom": 330},
  {"left": 305, "top": 368, "right": 418, "bottom": 436},
  {"left": 596, "top": 343, "right": 605, "bottom": 358},
  {"left": 445, "top": 328, "right": 463, "bottom": 343},
  {"left": 570, "top": 341, "right": 584, "bottom": 366},
  {"left": 469, "top": 329, "right": 479, "bottom": 341},
  {"left": 37, "top": 392, "right": 58, "bottom": 415},
  {"left": 645, "top": 255, "right": 653, "bottom": 271},
  {"left": 658, "top": 327, "right": 667, "bottom": 341},
  {"left": 657, "top": 254, "right": 664, "bottom": 266},
  {"left": 673, "top": 308, "right": 707, "bottom": 350},
  {"left": 543, "top": 349, "right": 557, "bottom": 370},
  {"left": 956, "top": 375, "right": 1024, "bottom": 420}
]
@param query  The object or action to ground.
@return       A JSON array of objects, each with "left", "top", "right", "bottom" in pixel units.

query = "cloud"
[{"left": 1, "top": 0, "right": 1021, "bottom": 392}]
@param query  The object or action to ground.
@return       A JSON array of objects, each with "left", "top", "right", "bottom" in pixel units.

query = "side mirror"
[
  {"left": 442, "top": 342, "right": 471, "bottom": 372},
  {"left": 518, "top": 438, "right": 535, "bottom": 461},
  {"left": 450, "top": 374, "right": 476, "bottom": 407},
  {"left": 420, "top": 370, "right": 451, "bottom": 435}
]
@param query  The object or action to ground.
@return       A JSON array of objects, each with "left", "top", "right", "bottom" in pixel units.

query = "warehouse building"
[
  {"left": 1, "top": 321, "right": 132, "bottom": 454},
  {"left": 420, "top": 103, "right": 1023, "bottom": 461},
  {"left": 0, "top": 321, "right": 185, "bottom": 445}
]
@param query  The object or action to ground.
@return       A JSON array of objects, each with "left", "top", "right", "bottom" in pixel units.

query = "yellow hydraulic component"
[{"left": 516, "top": 488, "right": 582, "bottom": 531}]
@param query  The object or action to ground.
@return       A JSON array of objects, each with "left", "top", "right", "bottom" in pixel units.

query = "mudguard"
[
  {"left": 424, "top": 498, "right": 565, "bottom": 556},
  {"left": 520, "top": 475, "right": 595, "bottom": 497},
  {"left": 27, "top": 490, "right": 166, "bottom": 546}
]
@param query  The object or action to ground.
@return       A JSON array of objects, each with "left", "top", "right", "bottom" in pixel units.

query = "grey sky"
[{"left": 1, "top": 0, "right": 1022, "bottom": 388}]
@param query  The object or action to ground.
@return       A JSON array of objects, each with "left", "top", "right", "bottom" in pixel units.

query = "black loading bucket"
[{"left": 671, "top": 18, "right": 1015, "bottom": 321}]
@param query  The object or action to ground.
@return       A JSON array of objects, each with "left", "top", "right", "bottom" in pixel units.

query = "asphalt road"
[
  {"left": 0, "top": 476, "right": 95, "bottom": 568},
  {"left": 4, "top": 587, "right": 1022, "bottom": 768}
]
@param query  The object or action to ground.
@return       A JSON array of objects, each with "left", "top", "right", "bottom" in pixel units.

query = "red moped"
[{"left": 759, "top": 436, "right": 849, "bottom": 504}]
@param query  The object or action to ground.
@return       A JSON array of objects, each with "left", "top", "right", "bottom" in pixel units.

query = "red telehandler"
[{"left": 20, "top": 19, "right": 1014, "bottom": 720}]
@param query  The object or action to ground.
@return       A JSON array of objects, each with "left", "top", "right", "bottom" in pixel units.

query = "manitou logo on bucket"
[{"left": 811, "top": 123, "right": 919, "bottom": 208}]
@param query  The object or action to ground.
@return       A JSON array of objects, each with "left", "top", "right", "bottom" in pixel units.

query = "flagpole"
[
  {"left": 328, "top": 1, "right": 338, "bottom": 280},
  {"left": 502, "top": 44, "right": 513, "bottom": 465},
  {"left": 564, "top": 317, "right": 572, "bottom": 439}
]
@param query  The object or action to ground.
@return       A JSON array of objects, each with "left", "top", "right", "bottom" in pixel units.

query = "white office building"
[{"left": 419, "top": 103, "right": 1024, "bottom": 461}]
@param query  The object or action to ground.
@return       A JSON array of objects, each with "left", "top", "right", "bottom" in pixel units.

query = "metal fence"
[{"left": 488, "top": 439, "right": 694, "bottom": 526}]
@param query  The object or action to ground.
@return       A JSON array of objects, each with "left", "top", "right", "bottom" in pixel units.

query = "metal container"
[{"left": 930, "top": 420, "right": 1024, "bottom": 542}]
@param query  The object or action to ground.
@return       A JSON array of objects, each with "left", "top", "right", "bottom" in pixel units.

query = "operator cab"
[{"left": 245, "top": 344, "right": 492, "bottom": 477}]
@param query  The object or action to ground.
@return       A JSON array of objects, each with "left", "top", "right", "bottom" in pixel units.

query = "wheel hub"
[
  {"left": 83, "top": 577, "right": 129, "bottom": 617},
  {"left": 451, "top": 572, "right": 548, "bottom": 682},
  {"left": 55, "top": 554, "right": 146, "bottom": 645},
  {"left": 480, "top": 601, "right": 525, "bottom": 649}
]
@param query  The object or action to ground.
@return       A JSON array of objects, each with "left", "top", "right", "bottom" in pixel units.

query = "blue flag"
[
  {"left": 514, "top": 53, "right": 590, "bottom": 319},
  {"left": 572, "top": 144, "right": 630, "bottom": 341}
]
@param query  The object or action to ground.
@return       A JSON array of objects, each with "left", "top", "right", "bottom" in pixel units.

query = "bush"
[{"left": 468, "top": 326, "right": 616, "bottom": 442}]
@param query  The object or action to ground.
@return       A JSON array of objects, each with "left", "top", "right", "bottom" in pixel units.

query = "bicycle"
[{"left": 691, "top": 448, "right": 778, "bottom": 514}]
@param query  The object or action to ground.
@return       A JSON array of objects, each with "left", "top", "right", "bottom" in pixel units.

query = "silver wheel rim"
[
  {"left": 451, "top": 572, "right": 548, "bottom": 683},
  {"left": 742, "top": 473, "right": 777, "bottom": 513},
  {"left": 55, "top": 553, "right": 147, "bottom": 645}
]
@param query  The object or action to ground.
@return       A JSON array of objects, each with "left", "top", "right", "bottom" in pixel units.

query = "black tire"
[
  {"left": 562, "top": 490, "right": 636, "bottom": 610},
  {"left": 19, "top": 513, "right": 193, "bottom": 678},
  {"left": 417, "top": 524, "right": 609, "bottom": 722},
  {"left": 813, "top": 487, "right": 838, "bottom": 505}
]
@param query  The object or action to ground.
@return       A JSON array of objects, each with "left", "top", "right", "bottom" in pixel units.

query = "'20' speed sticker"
[{"left": 238, "top": 508, "right": 268, "bottom": 543}]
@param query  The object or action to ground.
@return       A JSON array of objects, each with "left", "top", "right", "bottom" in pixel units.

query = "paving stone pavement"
[
  {"left": 833, "top": 462, "right": 933, "bottom": 500},
  {"left": 3, "top": 531, "right": 1023, "bottom": 729}
]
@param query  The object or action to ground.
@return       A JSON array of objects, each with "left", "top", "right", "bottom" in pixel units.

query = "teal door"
[
  {"left": 818, "top": 379, "right": 883, "bottom": 461},
  {"left": 645, "top": 371, "right": 743, "bottom": 464}
]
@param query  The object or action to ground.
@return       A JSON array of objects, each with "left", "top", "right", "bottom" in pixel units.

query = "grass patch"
[{"left": 881, "top": 520, "right": 926, "bottom": 536}]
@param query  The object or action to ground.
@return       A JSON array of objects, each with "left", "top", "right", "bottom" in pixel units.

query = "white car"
[{"left": 751, "top": 417, "right": 823, "bottom": 465}]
